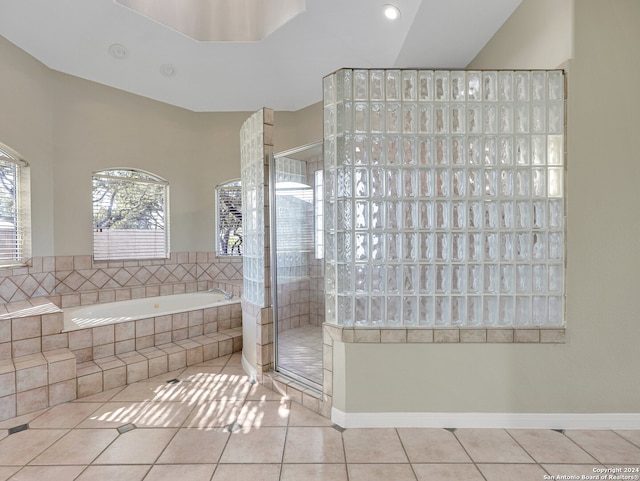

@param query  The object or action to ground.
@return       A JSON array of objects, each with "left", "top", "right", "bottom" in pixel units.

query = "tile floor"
[
  {"left": 0, "top": 352, "right": 638, "bottom": 480},
  {"left": 277, "top": 324, "right": 323, "bottom": 386}
]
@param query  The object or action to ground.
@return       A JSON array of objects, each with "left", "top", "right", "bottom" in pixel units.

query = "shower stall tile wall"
[{"left": 323, "top": 69, "right": 565, "bottom": 329}]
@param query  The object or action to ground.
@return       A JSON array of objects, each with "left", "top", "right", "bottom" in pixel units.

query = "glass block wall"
[
  {"left": 240, "top": 108, "right": 273, "bottom": 307},
  {"left": 323, "top": 69, "right": 565, "bottom": 328}
]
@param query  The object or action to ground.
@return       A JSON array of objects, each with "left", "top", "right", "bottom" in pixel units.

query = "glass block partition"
[
  {"left": 240, "top": 108, "right": 273, "bottom": 307},
  {"left": 323, "top": 69, "right": 565, "bottom": 328}
]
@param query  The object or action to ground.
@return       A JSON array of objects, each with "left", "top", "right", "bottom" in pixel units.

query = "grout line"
[
  {"left": 562, "top": 429, "right": 606, "bottom": 465},
  {"left": 503, "top": 428, "right": 538, "bottom": 463},
  {"left": 504, "top": 428, "right": 551, "bottom": 477},
  {"left": 341, "top": 423, "right": 350, "bottom": 481},
  {"left": 611, "top": 429, "right": 640, "bottom": 450},
  {"left": 451, "top": 428, "right": 489, "bottom": 481},
  {"left": 395, "top": 427, "right": 419, "bottom": 481}
]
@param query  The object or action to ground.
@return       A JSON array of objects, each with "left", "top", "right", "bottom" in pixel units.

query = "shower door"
[{"left": 270, "top": 142, "right": 324, "bottom": 389}]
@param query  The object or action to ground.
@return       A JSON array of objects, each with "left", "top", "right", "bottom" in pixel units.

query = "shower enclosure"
[
  {"left": 323, "top": 69, "right": 565, "bottom": 328},
  {"left": 270, "top": 142, "right": 324, "bottom": 389}
]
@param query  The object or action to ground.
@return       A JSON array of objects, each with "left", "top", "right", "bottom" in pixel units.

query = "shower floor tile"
[{"left": 277, "top": 324, "right": 323, "bottom": 386}]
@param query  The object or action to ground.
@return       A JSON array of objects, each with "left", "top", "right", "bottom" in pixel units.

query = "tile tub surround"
[
  {"left": 66, "top": 297, "right": 242, "bottom": 363},
  {"left": 0, "top": 291, "right": 243, "bottom": 421},
  {"left": 0, "top": 252, "right": 242, "bottom": 305}
]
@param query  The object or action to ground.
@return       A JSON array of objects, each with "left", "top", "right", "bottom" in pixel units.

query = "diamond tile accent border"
[{"left": 0, "top": 252, "right": 242, "bottom": 305}]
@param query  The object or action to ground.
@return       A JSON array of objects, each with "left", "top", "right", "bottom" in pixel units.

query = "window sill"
[
  {"left": 215, "top": 255, "right": 243, "bottom": 262},
  {"left": 323, "top": 324, "right": 566, "bottom": 344},
  {"left": 0, "top": 260, "right": 30, "bottom": 270}
]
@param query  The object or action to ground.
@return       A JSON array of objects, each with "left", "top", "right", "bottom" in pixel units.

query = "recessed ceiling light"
[
  {"left": 160, "top": 64, "right": 177, "bottom": 77},
  {"left": 383, "top": 4, "right": 401, "bottom": 20},
  {"left": 108, "top": 43, "right": 128, "bottom": 59}
]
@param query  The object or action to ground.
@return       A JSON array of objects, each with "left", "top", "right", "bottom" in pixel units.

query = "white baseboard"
[{"left": 331, "top": 408, "right": 640, "bottom": 430}]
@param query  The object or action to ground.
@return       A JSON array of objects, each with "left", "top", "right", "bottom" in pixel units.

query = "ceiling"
[{"left": 0, "top": 0, "right": 522, "bottom": 112}]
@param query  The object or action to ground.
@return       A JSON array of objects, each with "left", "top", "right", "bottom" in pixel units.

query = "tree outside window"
[
  {"left": 216, "top": 180, "right": 242, "bottom": 256},
  {"left": 93, "top": 169, "right": 169, "bottom": 260}
]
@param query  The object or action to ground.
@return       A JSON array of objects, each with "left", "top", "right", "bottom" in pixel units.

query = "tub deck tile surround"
[
  {"left": 117, "top": 351, "right": 149, "bottom": 384},
  {"left": 93, "top": 356, "right": 126, "bottom": 391},
  {"left": 157, "top": 343, "right": 188, "bottom": 371},
  {"left": 0, "top": 286, "right": 244, "bottom": 422},
  {"left": 138, "top": 346, "right": 169, "bottom": 378},
  {"left": 42, "top": 349, "right": 76, "bottom": 385},
  {"left": 65, "top": 294, "right": 241, "bottom": 362},
  {"left": 73, "top": 331, "right": 243, "bottom": 407},
  {"left": 174, "top": 339, "right": 204, "bottom": 366},
  {"left": 1, "top": 348, "right": 79, "bottom": 419},
  {"left": 76, "top": 361, "right": 102, "bottom": 398},
  {"left": 190, "top": 335, "right": 219, "bottom": 361}
]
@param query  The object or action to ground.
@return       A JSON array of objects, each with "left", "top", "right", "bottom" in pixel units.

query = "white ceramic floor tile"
[
  {"left": 7, "top": 465, "right": 86, "bottom": 481},
  {"left": 0, "top": 429, "right": 68, "bottom": 466},
  {"left": 143, "top": 464, "right": 216, "bottom": 481},
  {"left": 74, "top": 465, "right": 151, "bottom": 481},
  {"left": 211, "top": 464, "right": 281, "bottom": 481},
  {"left": 93, "top": 428, "right": 177, "bottom": 464},
  {"left": 0, "top": 359, "right": 637, "bottom": 481},
  {"left": 219, "top": 427, "right": 287, "bottom": 464},
  {"left": 30, "top": 428, "right": 118, "bottom": 465}
]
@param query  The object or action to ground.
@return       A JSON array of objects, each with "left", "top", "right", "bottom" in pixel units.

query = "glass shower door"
[{"left": 270, "top": 142, "right": 324, "bottom": 389}]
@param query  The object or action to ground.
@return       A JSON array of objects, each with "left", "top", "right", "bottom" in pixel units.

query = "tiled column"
[{"left": 240, "top": 108, "right": 275, "bottom": 375}]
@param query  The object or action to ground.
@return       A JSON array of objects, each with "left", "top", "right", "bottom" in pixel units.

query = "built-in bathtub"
[
  {"left": 63, "top": 291, "right": 236, "bottom": 331},
  {"left": 0, "top": 289, "right": 244, "bottom": 421},
  {"left": 61, "top": 291, "right": 243, "bottom": 365}
]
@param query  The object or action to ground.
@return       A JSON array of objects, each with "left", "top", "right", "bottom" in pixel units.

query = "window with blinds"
[
  {"left": 0, "top": 144, "right": 30, "bottom": 267},
  {"left": 93, "top": 169, "right": 169, "bottom": 261},
  {"left": 216, "top": 179, "right": 242, "bottom": 256}
]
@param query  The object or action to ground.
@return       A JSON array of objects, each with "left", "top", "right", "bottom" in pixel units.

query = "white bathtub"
[{"left": 63, "top": 291, "right": 237, "bottom": 331}]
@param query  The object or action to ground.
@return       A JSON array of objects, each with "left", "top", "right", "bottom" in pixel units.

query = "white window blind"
[
  {"left": 0, "top": 144, "right": 31, "bottom": 267},
  {"left": 216, "top": 179, "right": 242, "bottom": 256},
  {"left": 93, "top": 169, "right": 169, "bottom": 261}
]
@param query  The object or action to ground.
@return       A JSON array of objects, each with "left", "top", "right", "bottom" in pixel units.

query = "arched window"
[
  {"left": 215, "top": 179, "right": 242, "bottom": 256},
  {"left": 92, "top": 168, "right": 169, "bottom": 261},
  {"left": 0, "top": 142, "right": 30, "bottom": 267}
]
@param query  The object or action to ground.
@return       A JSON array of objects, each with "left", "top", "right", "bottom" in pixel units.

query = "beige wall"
[
  {"left": 274, "top": 102, "right": 323, "bottom": 153},
  {"left": 0, "top": 35, "right": 322, "bottom": 256},
  {"left": 468, "top": 0, "right": 573, "bottom": 70},
  {"left": 334, "top": 0, "right": 640, "bottom": 415},
  {"left": 0, "top": 36, "right": 55, "bottom": 256}
]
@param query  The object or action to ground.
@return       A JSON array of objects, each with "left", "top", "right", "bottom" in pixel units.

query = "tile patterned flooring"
[
  {"left": 277, "top": 324, "right": 323, "bottom": 386},
  {"left": 0, "top": 352, "right": 638, "bottom": 480}
]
